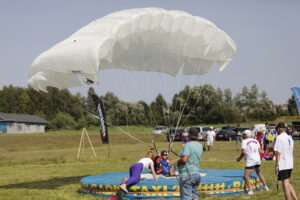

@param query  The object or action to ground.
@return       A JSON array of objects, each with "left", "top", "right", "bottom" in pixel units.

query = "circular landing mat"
[{"left": 79, "top": 169, "right": 263, "bottom": 199}]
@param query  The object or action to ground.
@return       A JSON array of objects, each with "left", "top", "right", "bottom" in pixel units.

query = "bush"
[
  {"left": 52, "top": 112, "right": 76, "bottom": 129},
  {"left": 76, "top": 115, "right": 99, "bottom": 129}
]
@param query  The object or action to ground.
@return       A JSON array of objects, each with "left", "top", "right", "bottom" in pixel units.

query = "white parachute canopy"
[{"left": 28, "top": 7, "right": 236, "bottom": 92}]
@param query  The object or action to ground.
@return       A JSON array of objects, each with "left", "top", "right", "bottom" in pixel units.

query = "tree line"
[{"left": 0, "top": 84, "right": 297, "bottom": 129}]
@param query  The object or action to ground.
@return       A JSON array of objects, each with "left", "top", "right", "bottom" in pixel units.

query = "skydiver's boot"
[{"left": 120, "top": 184, "right": 129, "bottom": 193}]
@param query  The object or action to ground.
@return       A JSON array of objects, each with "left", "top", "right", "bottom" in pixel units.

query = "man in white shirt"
[
  {"left": 274, "top": 123, "right": 297, "bottom": 200},
  {"left": 205, "top": 127, "right": 216, "bottom": 151},
  {"left": 237, "top": 130, "right": 269, "bottom": 195}
]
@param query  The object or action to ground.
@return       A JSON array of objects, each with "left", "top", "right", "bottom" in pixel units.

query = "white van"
[{"left": 189, "top": 126, "right": 213, "bottom": 140}]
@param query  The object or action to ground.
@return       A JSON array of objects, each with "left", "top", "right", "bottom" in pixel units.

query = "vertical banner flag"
[
  {"left": 291, "top": 87, "right": 300, "bottom": 114},
  {"left": 92, "top": 94, "right": 109, "bottom": 144}
]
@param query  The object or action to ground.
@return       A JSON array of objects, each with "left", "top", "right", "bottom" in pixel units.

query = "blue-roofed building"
[{"left": 0, "top": 113, "right": 49, "bottom": 133}]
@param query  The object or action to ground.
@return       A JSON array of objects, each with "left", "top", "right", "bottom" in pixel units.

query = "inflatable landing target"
[{"left": 79, "top": 169, "right": 263, "bottom": 199}]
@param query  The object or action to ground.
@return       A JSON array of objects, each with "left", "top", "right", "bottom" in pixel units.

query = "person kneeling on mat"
[
  {"left": 236, "top": 130, "right": 269, "bottom": 195},
  {"left": 120, "top": 151, "right": 157, "bottom": 193}
]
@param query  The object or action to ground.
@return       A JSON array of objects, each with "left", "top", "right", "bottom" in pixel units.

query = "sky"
[{"left": 0, "top": 0, "right": 299, "bottom": 105}]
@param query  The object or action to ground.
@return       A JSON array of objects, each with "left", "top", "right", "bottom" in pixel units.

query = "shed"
[{"left": 0, "top": 113, "right": 49, "bottom": 133}]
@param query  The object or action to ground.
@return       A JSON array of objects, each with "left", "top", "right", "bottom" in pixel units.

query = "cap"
[
  {"left": 188, "top": 127, "right": 198, "bottom": 139},
  {"left": 242, "top": 130, "right": 252, "bottom": 137},
  {"left": 161, "top": 150, "right": 168, "bottom": 156},
  {"left": 209, "top": 126, "right": 213, "bottom": 129},
  {"left": 275, "top": 122, "right": 287, "bottom": 130}
]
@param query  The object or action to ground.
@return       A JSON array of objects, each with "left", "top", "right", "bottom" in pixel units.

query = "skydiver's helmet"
[{"left": 161, "top": 150, "right": 168, "bottom": 157}]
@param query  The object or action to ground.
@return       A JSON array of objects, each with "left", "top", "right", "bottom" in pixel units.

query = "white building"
[{"left": 0, "top": 113, "right": 49, "bottom": 133}]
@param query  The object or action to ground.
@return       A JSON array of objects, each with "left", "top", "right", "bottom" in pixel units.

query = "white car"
[
  {"left": 152, "top": 126, "right": 168, "bottom": 134},
  {"left": 189, "top": 126, "right": 214, "bottom": 140}
]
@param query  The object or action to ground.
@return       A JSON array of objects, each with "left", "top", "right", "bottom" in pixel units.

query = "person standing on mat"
[
  {"left": 236, "top": 130, "right": 269, "bottom": 195},
  {"left": 120, "top": 151, "right": 157, "bottom": 193},
  {"left": 176, "top": 127, "right": 202, "bottom": 200}
]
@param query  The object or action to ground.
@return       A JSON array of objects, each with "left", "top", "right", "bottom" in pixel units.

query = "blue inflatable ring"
[{"left": 79, "top": 169, "right": 263, "bottom": 199}]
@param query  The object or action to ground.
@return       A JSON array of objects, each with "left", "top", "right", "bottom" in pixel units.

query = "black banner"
[{"left": 92, "top": 94, "right": 109, "bottom": 144}]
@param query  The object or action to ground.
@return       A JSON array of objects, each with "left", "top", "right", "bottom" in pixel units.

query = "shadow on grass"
[{"left": 0, "top": 176, "right": 83, "bottom": 190}]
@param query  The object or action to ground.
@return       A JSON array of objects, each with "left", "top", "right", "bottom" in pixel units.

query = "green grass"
[{"left": 0, "top": 127, "right": 299, "bottom": 200}]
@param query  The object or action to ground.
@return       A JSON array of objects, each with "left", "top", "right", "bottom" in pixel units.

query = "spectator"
[
  {"left": 286, "top": 125, "right": 293, "bottom": 136},
  {"left": 233, "top": 124, "right": 241, "bottom": 150},
  {"left": 263, "top": 123, "right": 270, "bottom": 152},
  {"left": 205, "top": 127, "right": 216, "bottom": 151},
  {"left": 274, "top": 123, "right": 297, "bottom": 200}
]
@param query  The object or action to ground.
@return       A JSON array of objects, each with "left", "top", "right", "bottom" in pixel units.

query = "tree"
[{"left": 150, "top": 94, "right": 169, "bottom": 126}]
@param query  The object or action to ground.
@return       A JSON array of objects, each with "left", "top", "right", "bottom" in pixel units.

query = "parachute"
[
  {"left": 28, "top": 7, "right": 236, "bottom": 92},
  {"left": 28, "top": 7, "right": 237, "bottom": 146}
]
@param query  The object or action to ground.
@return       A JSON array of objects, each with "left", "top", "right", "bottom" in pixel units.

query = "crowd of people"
[
  {"left": 118, "top": 123, "right": 297, "bottom": 200},
  {"left": 236, "top": 122, "right": 297, "bottom": 199}
]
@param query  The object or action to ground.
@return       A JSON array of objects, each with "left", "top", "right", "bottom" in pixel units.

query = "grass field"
[{"left": 0, "top": 127, "right": 299, "bottom": 200}]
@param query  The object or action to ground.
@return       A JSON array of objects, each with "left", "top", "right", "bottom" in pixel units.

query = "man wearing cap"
[
  {"left": 205, "top": 127, "right": 216, "bottom": 151},
  {"left": 176, "top": 127, "right": 203, "bottom": 200},
  {"left": 236, "top": 130, "right": 269, "bottom": 195},
  {"left": 274, "top": 123, "right": 297, "bottom": 200}
]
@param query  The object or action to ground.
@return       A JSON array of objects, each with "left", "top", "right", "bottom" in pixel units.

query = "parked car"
[
  {"left": 152, "top": 126, "right": 168, "bottom": 135},
  {"left": 216, "top": 126, "right": 235, "bottom": 141},
  {"left": 188, "top": 126, "right": 213, "bottom": 140},
  {"left": 239, "top": 126, "right": 253, "bottom": 137},
  {"left": 166, "top": 128, "right": 185, "bottom": 142},
  {"left": 291, "top": 121, "right": 300, "bottom": 139}
]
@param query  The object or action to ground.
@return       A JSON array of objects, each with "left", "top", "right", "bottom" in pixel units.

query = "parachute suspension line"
[
  {"left": 168, "top": 66, "right": 210, "bottom": 153},
  {"left": 167, "top": 63, "right": 197, "bottom": 154},
  {"left": 124, "top": 81, "right": 130, "bottom": 140},
  {"left": 40, "top": 88, "right": 150, "bottom": 149},
  {"left": 156, "top": 48, "right": 172, "bottom": 129},
  {"left": 85, "top": 109, "right": 151, "bottom": 147},
  {"left": 116, "top": 57, "right": 154, "bottom": 146},
  {"left": 144, "top": 72, "right": 159, "bottom": 129},
  {"left": 80, "top": 84, "right": 110, "bottom": 157},
  {"left": 178, "top": 71, "right": 222, "bottom": 128},
  {"left": 161, "top": 67, "right": 172, "bottom": 129},
  {"left": 174, "top": 66, "right": 204, "bottom": 130},
  {"left": 113, "top": 57, "right": 151, "bottom": 145},
  {"left": 167, "top": 65, "right": 187, "bottom": 153},
  {"left": 169, "top": 65, "right": 184, "bottom": 129},
  {"left": 135, "top": 44, "right": 161, "bottom": 131}
]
